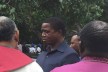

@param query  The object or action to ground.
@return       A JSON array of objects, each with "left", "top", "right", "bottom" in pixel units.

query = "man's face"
[
  {"left": 41, "top": 23, "right": 60, "bottom": 45},
  {"left": 70, "top": 35, "right": 80, "bottom": 51}
]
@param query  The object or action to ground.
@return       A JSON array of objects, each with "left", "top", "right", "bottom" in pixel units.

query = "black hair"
[
  {"left": 80, "top": 21, "right": 108, "bottom": 53},
  {"left": 43, "top": 17, "right": 66, "bottom": 36},
  {"left": 0, "top": 16, "right": 17, "bottom": 41}
]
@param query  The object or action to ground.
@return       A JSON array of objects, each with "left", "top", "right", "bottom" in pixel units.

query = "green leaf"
[{"left": 10, "top": 7, "right": 15, "bottom": 14}]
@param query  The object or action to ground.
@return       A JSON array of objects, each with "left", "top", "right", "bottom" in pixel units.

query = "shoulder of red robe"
[{"left": 0, "top": 46, "right": 33, "bottom": 72}]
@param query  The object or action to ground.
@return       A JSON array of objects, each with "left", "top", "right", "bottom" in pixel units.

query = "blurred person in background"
[{"left": 70, "top": 35, "right": 80, "bottom": 55}]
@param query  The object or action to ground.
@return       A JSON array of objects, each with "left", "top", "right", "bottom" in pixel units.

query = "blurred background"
[{"left": 0, "top": 0, "right": 107, "bottom": 58}]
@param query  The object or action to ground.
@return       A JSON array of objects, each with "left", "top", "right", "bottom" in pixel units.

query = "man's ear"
[
  {"left": 14, "top": 30, "right": 19, "bottom": 42},
  {"left": 11, "top": 30, "right": 19, "bottom": 49},
  {"left": 80, "top": 41, "right": 87, "bottom": 58}
]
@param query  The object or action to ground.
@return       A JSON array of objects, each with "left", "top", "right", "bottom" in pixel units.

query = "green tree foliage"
[
  {"left": 101, "top": 0, "right": 108, "bottom": 22},
  {"left": 0, "top": 0, "right": 104, "bottom": 43}
]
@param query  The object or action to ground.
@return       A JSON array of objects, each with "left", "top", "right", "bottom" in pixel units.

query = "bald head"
[
  {"left": 80, "top": 21, "right": 108, "bottom": 55},
  {"left": 70, "top": 35, "right": 80, "bottom": 53}
]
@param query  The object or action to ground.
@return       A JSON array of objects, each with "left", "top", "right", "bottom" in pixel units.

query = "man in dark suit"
[{"left": 36, "top": 17, "right": 80, "bottom": 72}]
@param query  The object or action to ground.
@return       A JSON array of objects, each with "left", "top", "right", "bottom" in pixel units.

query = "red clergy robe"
[{"left": 0, "top": 46, "right": 33, "bottom": 72}]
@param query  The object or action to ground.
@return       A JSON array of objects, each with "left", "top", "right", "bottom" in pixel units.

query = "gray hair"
[{"left": 0, "top": 16, "right": 18, "bottom": 41}]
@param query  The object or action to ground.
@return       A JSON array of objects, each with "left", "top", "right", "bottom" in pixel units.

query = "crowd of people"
[
  {"left": 18, "top": 43, "right": 42, "bottom": 54},
  {"left": 0, "top": 16, "right": 108, "bottom": 72}
]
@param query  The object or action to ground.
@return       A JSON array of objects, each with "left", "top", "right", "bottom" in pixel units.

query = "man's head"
[
  {"left": 0, "top": 16, "right": 19, "bottom": 48},
  {"left": 70, "top": 35, "right": 80, "bottom": 53},
  {"left": 80, "top": 21, "right": 108, "bottom": 57},
  {"left": 41, "top": 17, "right": 66, "bottom": 45}
]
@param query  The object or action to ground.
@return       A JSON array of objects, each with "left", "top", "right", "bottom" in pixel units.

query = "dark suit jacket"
[{"left": 36, "top": 41, "right": 80, "bottom": 72}]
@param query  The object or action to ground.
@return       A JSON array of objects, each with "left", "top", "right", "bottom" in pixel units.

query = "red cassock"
[{"left": 0, "top": 46, "right": 33, "bottom": 72}]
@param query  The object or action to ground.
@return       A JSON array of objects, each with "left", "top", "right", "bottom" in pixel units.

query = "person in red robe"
[{"left": 0, "top": 16, "right": 43, "bottom": 72}]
